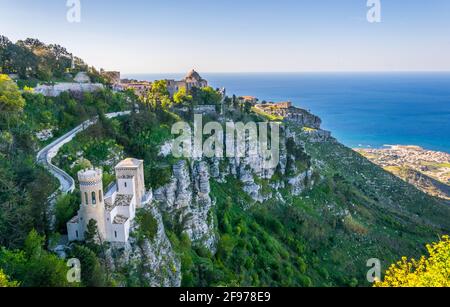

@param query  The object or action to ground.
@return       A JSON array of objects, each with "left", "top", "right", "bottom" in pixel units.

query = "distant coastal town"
[{"left": 356, "top": 146, "right": 450, "bottom": 201}]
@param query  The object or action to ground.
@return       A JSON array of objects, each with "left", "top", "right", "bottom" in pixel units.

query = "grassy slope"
[
  {"left": 203, "top": 128, "right": 450, "bottom": 287},
  {"left": 294, "top": 134, "right": 450, "bottom": 284}
]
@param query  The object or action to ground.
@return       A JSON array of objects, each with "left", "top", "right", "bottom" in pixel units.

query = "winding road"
[{"left": 36, "top": 111, "right": 131, "bottom": 194}]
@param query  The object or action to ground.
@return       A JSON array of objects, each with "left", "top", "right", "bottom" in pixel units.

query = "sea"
[{"left": 124, "top": 72, "right": 450, "bottom": 153}]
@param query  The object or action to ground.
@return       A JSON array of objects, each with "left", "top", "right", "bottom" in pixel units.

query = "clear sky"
[{"left": 1, "top": 0, "right": 449, "bottom": 73}]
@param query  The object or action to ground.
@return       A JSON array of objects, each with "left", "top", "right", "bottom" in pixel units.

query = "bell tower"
[{"left": 78, "top": 168, "right": 106, "bottom": 240}]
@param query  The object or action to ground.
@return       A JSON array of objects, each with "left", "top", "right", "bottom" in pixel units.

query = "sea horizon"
[{"left": 124, "top": 72, "right": 450, "bottom": 154}]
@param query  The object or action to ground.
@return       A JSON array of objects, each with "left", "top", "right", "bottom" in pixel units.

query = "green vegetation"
[
  {"left": 0, "top": 230, "right": 72, "bottom": 287},
  {"left": 0, "top": 37, "right": 136, "bottom": 286},
  {"left": 0, "top": 36, "right": 107, "bottom": 85},
  {"left": 69, "top": 244, "right": 106, "bottom": 287},
  {"left": 54, "top": 194, "right": 79, "bottom": 233},
  {"left": 0, "top": 74, "right": 58, "bottom": 249},
  {"left": 191, "top": 86, "right": 222, "bottom": 106},
  {"left": 251, "top": 106, "right": 283, "bottom": 121},
  {"left": 0, "top": 74, "right": 25, "bottom": 128},
  {"left": 2, "top": 36, "right": 450, "bottom": 287},
  {"left": 376, "top": 236, "right": 450, "bottom": 287},
  {"left": 135, "top": 210, "right": 159, "bottom": 243},
  {"left": 173, "top": 87, "right": 192, "bottom": 105},
  {"left": 0, "top": 269, "right": 19, "bottom": 287}
]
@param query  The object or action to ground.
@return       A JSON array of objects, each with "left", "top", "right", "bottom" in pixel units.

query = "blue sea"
[{"left": 124, "top": 73, "right": 450, "bottom": 153}]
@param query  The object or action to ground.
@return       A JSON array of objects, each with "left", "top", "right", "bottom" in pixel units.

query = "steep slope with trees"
[{"left": 1, "top": 36, "right": 450, "bottom": 287}]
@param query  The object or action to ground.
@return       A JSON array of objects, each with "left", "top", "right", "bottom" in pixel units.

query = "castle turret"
[
  {"left": 115, "top": 158, "right": 146, "bottom": 208},
  {"left": 78, "top": 168, "right": 107, "bottom": 239}
]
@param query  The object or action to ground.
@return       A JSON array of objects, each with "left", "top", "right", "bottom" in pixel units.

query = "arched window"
[
  {"left": 91, "top": 191, "right": 96, "bottom": 205},
  {"left": 84, "top": 192, "right": 88, "bottom": 205},
  {"left": 99, "top": 190, "right": 102, "bottom": 202}
]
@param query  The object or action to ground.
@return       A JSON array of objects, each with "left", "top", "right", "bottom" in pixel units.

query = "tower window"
[
  {"left": 124, "top": 182, "right": 127, "bottom": 188},
  {"left": 99, "top": 190, "right": 102, "bottom": 202},
  {"left": 76, "top": 231, "right": 79, "bottom": 238},
  {"left": 91, "top": 191, "right": 96, "bottom": 205},
  {"left": 85, "top": 192, "right": 88, "bottom": 205},
  {"left": 114, "top": 231, "right": 118, "bottom": 238}
]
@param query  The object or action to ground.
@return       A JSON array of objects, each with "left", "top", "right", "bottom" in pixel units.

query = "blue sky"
[{"left": 1, "top": 0, "right": 449, "bottom": 73}]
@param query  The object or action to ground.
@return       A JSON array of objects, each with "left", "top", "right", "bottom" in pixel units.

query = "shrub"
[
  {"left": 376, "top": 236, "right": 450, "bottom": 287},
  {"left": 136, "top": 211, "right": 158, "bottom": 242}
]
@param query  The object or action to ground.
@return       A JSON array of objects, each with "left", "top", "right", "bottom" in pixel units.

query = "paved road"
[{"left": 36, "top": 111, "right": 131, "bottom": 194}]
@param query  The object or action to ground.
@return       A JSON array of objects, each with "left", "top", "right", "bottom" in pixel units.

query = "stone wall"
[{"left": 34, "top": 83, "right": 104, "bottom": 97}]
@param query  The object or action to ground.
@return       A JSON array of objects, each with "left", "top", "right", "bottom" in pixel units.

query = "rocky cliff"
[
  {"left": 109, "top": 108, "right": 331, "bottom": 284},
  {"left": 108, "top": 205, "right": 181, "bottom": 287},
  {"left": 150, "top": 119, "right": 326, "bottom": 256},
  {"left": 154, "top": 160, "right": 217, "bottom": 253}
]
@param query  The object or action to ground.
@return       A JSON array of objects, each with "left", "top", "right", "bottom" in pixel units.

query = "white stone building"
[{"left": 67, "top": 158, "right": 152, "bottom": 243}]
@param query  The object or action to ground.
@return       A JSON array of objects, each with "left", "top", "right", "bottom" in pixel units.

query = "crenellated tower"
[
  {"left": 115, "top": 158, "right": 146, "bottom": 208},
  {"left": 78, "top": 168, "right": 107, "bottom": 239}
]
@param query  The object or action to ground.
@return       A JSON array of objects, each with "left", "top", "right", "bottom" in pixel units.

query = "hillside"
[
  {"left": 356, "top": 147, "right": 450, "bottom": 201},
  {"left": 1, "top": 37, "right": 450, "bottom": 287},
  {"left": 51, "top": 95, "right": 450, "bottom": 287},
  {"left": 0, "top": 36, "right": 108, "bottom": 86}
]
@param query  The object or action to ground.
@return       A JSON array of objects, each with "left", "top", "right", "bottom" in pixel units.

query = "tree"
[
  {"left": 141, "top": 80, "right": 171, "bottom": 111},
  {"left": 136, "top": 210, "right": 158, "bottom": 243},
  {"left": 85, "top": 219, "right": 100, "bottom": 246},
  {"left": 24, "top": 229, "right": 45, "bottom": 259},
  {"left": 218, "top": 234, "right": 236, "bottom": 260},
  {"left": 0, "top": 74, "right": 25, "bottom": 129},
  {"left": 192, "top": 86, "right": 222, "bottom": 106},
  {"left": 0, "top": 269, "right": 19, "bottom": 287},
  {"left": 0, "top": 36, "right": 13, "bottom": 73},
  {"left": 173, "top": 87, "right": 192, "bottom": 105},
  {"left": 55, "top": 194, "right": 79, "bottom": 233},
  {"left": 71, "top": 245, "right": 106, "bottom": 287},
  {"left": 376, "top": 236, "right": 450, "bottom": 287},
  {"left": 0, "top": 230, "right": 71, "bottom": 287},
  {"left": 7, "top": 42, "right": 38, "bottom": 79},
  {"left": 201, "top": 86, "right": 222, "bottom": 105},
  {"left": 151, "top": 79, "right": 170, "bottom": 97}
]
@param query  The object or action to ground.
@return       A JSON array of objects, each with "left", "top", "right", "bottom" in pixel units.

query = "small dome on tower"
[{"left": 185, "top": 69, "right": 202, "bottom": 81}]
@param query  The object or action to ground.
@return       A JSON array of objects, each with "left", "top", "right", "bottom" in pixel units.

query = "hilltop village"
[
  {"left": 119, "top": 69, "right": 208, "bottom": 97},
  {"left": 29, "top": 66, "right": 330, "bottom": 143}
]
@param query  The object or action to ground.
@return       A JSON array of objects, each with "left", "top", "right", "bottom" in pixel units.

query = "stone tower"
[
  {"left": 115, "top": 158, "right": 146, "bottom": 208},
  {"left": 78, "top": 168, "right": 107, "bottom": 239}
]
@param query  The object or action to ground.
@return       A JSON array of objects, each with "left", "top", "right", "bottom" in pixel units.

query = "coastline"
[{"left": 355, "top": 145, "right": 450, "bottom": 201}]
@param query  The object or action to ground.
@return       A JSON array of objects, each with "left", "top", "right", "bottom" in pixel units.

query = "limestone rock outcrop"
[
  {"left": 154, "top": 160, "right": 217, "bottom": 253},
  {"left": 109, "top": 205, "right": 181, "bottom": 287}
]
